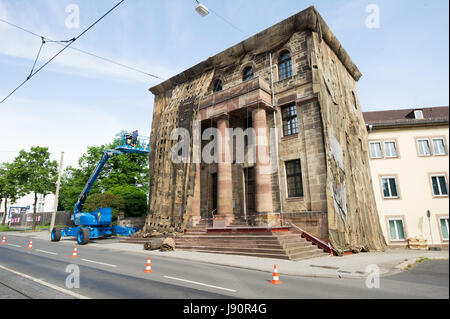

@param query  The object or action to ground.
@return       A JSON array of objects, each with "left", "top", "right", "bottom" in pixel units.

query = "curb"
[{"left": 394, "top": 256, "right": 449, "bottom": 272}]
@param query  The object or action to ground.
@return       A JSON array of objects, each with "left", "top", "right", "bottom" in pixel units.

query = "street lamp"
[{"left": 195, "top": 1, "right": 210, "bottom": 17}]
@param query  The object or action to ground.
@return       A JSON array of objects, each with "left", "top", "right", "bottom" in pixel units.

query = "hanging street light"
[{"left": 195, "top": 1, "right": 210, "bottom": 17}]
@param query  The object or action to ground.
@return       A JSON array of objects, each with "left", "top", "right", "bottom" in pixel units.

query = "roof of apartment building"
[
  {"left": 363, "top": 106, "right": 449, "bottom": 128},
  {"left": 150, "top": 6, "right": 362, "bottom": 95}
]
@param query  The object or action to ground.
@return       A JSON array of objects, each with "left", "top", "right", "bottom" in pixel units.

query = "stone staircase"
[
  {"left": 175, "top": 226, "right": 327, "bottom": 261},
  {"left": 121, "top": 220, "right": 328, "bottom": 261}
]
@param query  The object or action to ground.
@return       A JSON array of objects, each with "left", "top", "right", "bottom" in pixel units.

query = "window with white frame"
[
  {"left": 369, "top": 141, "right": 383, "bottom": 159},
  {"left": 384, "top": 141, "right": 398, "bottom": 158},
  {"left": 431, "top": 174, "right": 449, "bottom": 196},
  {"left": 388, "top": 218, "right": 406, "bottom": 241},
  {"left": 439, "top": 217, "right": 449, "bottom": 240},
  {"left": 414, "top": 110, "right": 424, "bottom": 119},
  {"left": 38, "top": 203, "right": 45, "bottom": 213},
  {"left": 417, "top": 139, "right": 432, "bottom": 156},
  {"left": 432, "top": 138, "right": 447, "bottom": 155},
  {"left": 381, "top": 176, "right": 399, "bottom": 198}
]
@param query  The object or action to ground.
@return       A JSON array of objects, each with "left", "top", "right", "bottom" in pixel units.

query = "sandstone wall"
[{"left": 310, "top": 31, "right": 387, "bottom": 253}]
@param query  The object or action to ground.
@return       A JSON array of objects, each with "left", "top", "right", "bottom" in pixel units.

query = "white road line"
[
  {"left": 6, "top": 244, "right": 21, "bottom": 248},
  {"left": 36, "top": 249, "right": 58, "bottom": 255},
  {"left": 81, "top": 259, "right": 117, "bottom": 268},
  {"left": 0, "top": 264, "right": 90, "bottom": 299},
  {"left": 163, "top": 276, "right": 237, "bottom": 293}
]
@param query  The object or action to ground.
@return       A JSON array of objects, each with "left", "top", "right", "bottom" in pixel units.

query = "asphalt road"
[{"left": 0, "top": 235, "right": 448, "bottom": 300}]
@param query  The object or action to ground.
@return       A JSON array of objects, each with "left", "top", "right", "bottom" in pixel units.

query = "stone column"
[
  {"left": 253, "top": 108, "right": 273, "bottom": 214},
  {"left": 190, "top": 163, "right": 201, "bottom": 227},
  {"left": 217, "top": 116, "right": 234, "bottom": 226}
]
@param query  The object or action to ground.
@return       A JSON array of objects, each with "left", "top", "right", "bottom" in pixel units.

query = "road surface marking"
[
  {"left": 81, "top": 259, "right": 117, "bottom": 268},
  {"left": 6, "top": 244, "right": 21, "bottom": 248},
  {"left": 36, "top": 249, "right": 58, "bottom": 255},
  {"left": 163, "top": 276, "right": 237, "bottom": 293},
  {"left": 0, "top": 264, "right": 90, "bottom": 299}
]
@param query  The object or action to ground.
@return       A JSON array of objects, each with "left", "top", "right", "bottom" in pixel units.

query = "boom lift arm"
[
  {"left": 74, "top": 149, "right": 124, "bottom": 214},
  {"left": 51, "top": 131, "right": 151, "bottom": 245}
]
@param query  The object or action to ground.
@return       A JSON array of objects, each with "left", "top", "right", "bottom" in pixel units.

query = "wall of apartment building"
[
  {"left": 1, "top": 193, "right": 55, "bottom": 222},
  {"left": 369, "top": 124, "right": 449, "bottom": 248}
]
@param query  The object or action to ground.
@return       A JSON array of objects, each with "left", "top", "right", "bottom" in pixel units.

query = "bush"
[
  {"left": 84, "top": 193, "right": 125, "bottom": 220},
  {"left": 106, "top": 185, "right": 147, "bottom": 217}
]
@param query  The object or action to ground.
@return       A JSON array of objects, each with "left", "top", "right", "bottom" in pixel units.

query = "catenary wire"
[
  {"left": 0, "top": 17, "right": 163, "bottom": 80},
  {"left": 0, "top": 0, "right": 142, "bottom": 106}
]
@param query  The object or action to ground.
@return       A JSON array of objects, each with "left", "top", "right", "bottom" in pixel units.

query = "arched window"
[
  {"left": 243, "top": 66, "right": 254, "bottom": 82},
  {"left": 278, "top": 51, "right": 292, "bottom": 81},
  {"left": 213, "top": 79, "right": 223, "bottom": 92}
]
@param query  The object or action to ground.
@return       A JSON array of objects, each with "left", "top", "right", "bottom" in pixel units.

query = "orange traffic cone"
[
  {"left": 1, "top": 236, "right": 5, "bottom": 244},
  {"left": 28, "top": 240, "right": 33, "bottom": 249},
  {"left": 270, "top": 265, "right": 282, "bottom": 284},
  {"left": 143, "top": 257, "right": 152, "bottom": 273},
  {"left": 71, "top": 246, "right": 79, "bottom": 258}
]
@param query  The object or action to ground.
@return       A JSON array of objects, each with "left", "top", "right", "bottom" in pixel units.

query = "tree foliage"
[
  {"left": 0, "top": 163, "right": 26, "bottom": 225},
  {"left": 58, "top": 143, "right": 149, "bottom": 217},
  {"left": 84, "top": 193, "right": 125, "bottom": 220},
  {"left": 10, "top": 146, "right": 58, "bottom": 230}
]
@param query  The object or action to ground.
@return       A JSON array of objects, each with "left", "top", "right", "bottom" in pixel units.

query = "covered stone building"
[{"left": 142, "top": 6, "right": 386, "bottom": 253}]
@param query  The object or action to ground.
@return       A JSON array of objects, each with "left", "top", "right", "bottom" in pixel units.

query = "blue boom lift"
[{"left": 51, "top": 131, "right": 150, "bottom": 245}]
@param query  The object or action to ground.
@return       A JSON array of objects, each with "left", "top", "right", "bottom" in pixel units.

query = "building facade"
[
  {"left": 0, "top": 193, "right": 55, "bottom": 223},
  {"left": 364, "top": 107, "right": 449, "bottom": 249},
  {"left": 142, "top": 6, "right": 386, "bottom": 253}
]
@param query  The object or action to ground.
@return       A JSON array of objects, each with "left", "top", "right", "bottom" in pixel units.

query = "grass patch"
[
  {"left": 0, "top": 225, "right": 18, "bottom": 232},
  {"left": 407, "top": 257, "right": 431, "bottom": 269}
]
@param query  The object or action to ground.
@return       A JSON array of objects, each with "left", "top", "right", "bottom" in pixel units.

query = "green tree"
[
  {"left": 58, "top": 143, "right": 149, "bottom": 214},
  {"left": 107, "top": 185, "right": 147, "bottom": 217},
  {"left": 0, "top": 163, "right": 25, "bottom": 225},
  {"left": 12, "top": 147, "right": 58, "bottom": 231}
]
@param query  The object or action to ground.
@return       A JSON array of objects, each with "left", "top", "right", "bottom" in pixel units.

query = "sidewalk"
[{"left": 3, "top": 230, "right": 449, "bottom": 279}]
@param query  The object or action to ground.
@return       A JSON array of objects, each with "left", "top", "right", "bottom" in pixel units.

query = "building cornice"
[{"left": 149, "top": 6, "right": 362, "bottom": 96}]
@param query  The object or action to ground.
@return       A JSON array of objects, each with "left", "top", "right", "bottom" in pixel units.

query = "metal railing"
[{"left": 113, "top": 131, "right": 150, "bottom": 152}]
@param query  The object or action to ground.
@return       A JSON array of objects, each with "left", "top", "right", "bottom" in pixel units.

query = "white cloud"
[
  {"left": 0, "top": 95, "right": 150, "bottom": 169},
  {"left": 0, "top": 1, "right": 174, "bottom": 85}
]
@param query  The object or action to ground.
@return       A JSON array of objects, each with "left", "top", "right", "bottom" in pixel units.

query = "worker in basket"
[
  {"left": 126, "top": 133, "right": 132, "bottom": 146},
  {"left": 132, "top": 130, "right": 138, "bottom": 147}
]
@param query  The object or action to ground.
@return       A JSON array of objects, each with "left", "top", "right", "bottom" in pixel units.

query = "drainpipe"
[{"left": 269, "top": 52, "right": 284, "bottom": 225}]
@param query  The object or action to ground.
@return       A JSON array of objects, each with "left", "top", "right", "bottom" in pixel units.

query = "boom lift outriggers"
[{"left": 51, "top": 131, "right": 150, "bottom": 245}]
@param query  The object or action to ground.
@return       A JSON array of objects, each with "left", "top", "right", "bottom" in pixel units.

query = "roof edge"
[{"left": 149, "top": 6, "right": 362, "bottom": 95}]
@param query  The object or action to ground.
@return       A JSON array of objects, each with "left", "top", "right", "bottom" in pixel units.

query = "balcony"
[{"left": 199, "top": 77, "right": 274, "bottom": 121}]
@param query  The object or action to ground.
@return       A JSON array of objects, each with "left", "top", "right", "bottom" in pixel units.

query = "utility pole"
[{"left": 49, "top": 152, "right": 64, "bottom": 234}]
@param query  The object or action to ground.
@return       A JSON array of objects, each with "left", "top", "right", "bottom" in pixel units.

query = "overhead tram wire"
[
  {"left": 0, "top": 0, "right": 160, "bottom": 106},
  {"left": 0, "top": 18, "right": 163, "bottom": 81}
]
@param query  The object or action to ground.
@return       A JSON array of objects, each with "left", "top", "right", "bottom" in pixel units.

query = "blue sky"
[{"left": 0, "top": 0, "right": 448, "bottom": 169}]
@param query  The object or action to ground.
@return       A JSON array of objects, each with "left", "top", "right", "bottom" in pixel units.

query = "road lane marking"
[
  {"left": 36, "top": 249, "right": 58, "bottom": 255},
  {"left": 0, "top": 264, "right": 90, "bottom": 299},
  {"left": 163, "top": 276, "right": 237, "bottom": 293},
  {"left": 81, "top": 259, "right": 117, "bottom": 268},
  {"left": 6, "top": 244, "right": 21, "bottom": 248}
]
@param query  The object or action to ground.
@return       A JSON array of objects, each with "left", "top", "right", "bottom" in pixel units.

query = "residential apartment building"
[
  {"left": 364, "top": 107, "right": 449, "bottom": 249},
  {"left": 0, "top": 193, "right": 55, "bottom": 223}
]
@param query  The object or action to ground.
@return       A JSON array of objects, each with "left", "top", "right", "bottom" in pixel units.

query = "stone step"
[
  {"left": 177, "top": 235, "right": 279, "bottom": 241},
  {"left": 289, "top": 249, "right": 328, "bottom": 261},
  {"left": 176, "top": 244, "right": 285, "bottom": 255},
  {"left": 175, "top": 247, "right": 291, "bottom": 260},
  {"left": 284, "top": 245, "right": 322, "bottom": 255},
  {"left": 175, "top": 240, "right": 283, "bottom": 249},
  {"left": 282, "top": 240, "right": 311, "bottom": 249}
]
